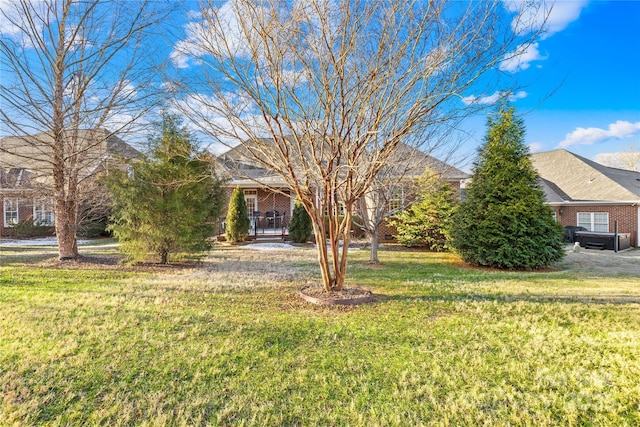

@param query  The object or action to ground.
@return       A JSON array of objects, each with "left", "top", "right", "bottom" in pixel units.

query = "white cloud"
[
  {"left": 103, "top": 112, "right": 137, "bottom": 133},
  {"left": 503, "top": 0, "right": 588, "bottom": 39},
  {"left": 171, "top": 92, "right": 272, "bottom": 147},
  {"left": 528, "top": 142, "right": 543, "bottom": 153},
  {"left": 542, "top": 1, "right": 588, "bottom": 38},
  {"left": 559, "top": 121, "right": 640, "bottom": 148},
  {"left": 462, "top": 90, "right": 527, "bottom": 106},
  {"left": 170, "top": 1, "right": 268, "bottom": 69},
  {"left": 499, "top": 43, "right": 546, "bottom": 73},
  {"left": 0, "top": 0, "right": 22, "bottom": 37},
  {"left": 0, "top": 0, "right": 47, "bottom": 48}
]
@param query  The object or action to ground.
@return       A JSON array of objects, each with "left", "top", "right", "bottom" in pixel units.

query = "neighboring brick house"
[
  {"left": 531, "top": 149, "right": 640, "bottom": 247},
  {"left": 216, "top": 140, "right": 468, "bottom": 240},
  {"left": 0, "top": 129, "right": 140, "bottom": 238}
]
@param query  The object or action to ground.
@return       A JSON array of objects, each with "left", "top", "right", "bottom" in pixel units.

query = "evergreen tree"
[
  {"left": 391, "top": 174, "right": 458, "bottom": 251},
  {"left": 289, "top": 198, "right": 313, "bottom": 243},
  {"left": 106, "top": 113, "right": 225, "bottom": 264},
  {"left": 449, "top": 106, "right": 565, "bottom": 269},
  {"left": 225, "top": 187, "right": 250, "bottom": 242}
]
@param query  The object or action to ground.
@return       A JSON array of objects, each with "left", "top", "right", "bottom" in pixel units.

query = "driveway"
[{"left": 557, "top": 245, "right": 640, "bottom": 276}]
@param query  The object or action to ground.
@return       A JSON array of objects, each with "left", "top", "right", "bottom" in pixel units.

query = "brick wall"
[
  {"left": 552, "top": 204, "right": 639, "bottom": 246},
  {"left": 0, "top": 195, "right": 39, "bottom": 237},
  {"left": 221, "top": 187, "right": 293, "bottom": 220},
  {"left": 255, "top": 188, "right": 292, "bottom": 219},
  {"left": 378, "top": 219, "right": 399, "bottom": 242}
]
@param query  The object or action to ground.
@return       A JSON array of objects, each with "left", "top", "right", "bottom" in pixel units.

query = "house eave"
[
  {"left": 545, "top": 200, "right": 640, "bottom": 206},
  {"left": 227, "top": 178, "right": 290, "bottom": 188}
]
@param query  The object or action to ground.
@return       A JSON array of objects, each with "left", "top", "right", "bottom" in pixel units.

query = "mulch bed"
[{"left": 299, "top": 286, "right": 374, "bottom": 305}]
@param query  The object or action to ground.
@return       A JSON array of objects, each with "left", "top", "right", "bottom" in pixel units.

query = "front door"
[{"left": 244, "top": 190, "right": 258, "bottom": 230}]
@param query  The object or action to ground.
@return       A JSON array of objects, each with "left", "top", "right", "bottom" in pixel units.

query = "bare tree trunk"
[
  {"left": 369, "top": 230, "right": 380, "bottom": 264},
  {"left": 55, "top": 200, "right": 78, "bottom": 260}
]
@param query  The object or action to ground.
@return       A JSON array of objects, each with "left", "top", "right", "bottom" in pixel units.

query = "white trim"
[
  {"left": 32, "top": 197, "right": 54, "bottom": 226},
  {"left": 290, "top": 193, "right": 295, "bottom": 216},
  {"left": 637, "top": 206, "right": 640, "bottom": 247},
  {"left": 3, "top": 198, "right": 19, "bottom": 227},
  {"left": 577, "top": 211, "right": 609, "bottom": 232},
  {"left": 243, "top": 191, "right": 258, "bottom": 215}
]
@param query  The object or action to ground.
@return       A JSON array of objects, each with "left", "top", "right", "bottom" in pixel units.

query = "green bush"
[
  {"left": 449, "top": 106, "right": 565, "bottom": 269},
  {"left": 106, "top": 113, "right": 225, "bottom": 264},
  {"left": 225, "top": 187, "right": 250, "bottom": 243},
  {"left": 14, "top": 220, "right": 55, "bottom": 238},
  {"left": 391, "top": 179, "right": 458, "bottom": 251},
  {"left": 288, "top": 199, "right": 313, "bottom": 243}
]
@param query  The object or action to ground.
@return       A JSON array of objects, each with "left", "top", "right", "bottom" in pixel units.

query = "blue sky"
[
  {"left": 457, "top": 0, "right": 640, "bottom": 170},
  {"left": 165, "top": 0, "right": 640, "bottom": 171},
  {"left": 1, "top": 0, "right": 638, "bottom": 172}
]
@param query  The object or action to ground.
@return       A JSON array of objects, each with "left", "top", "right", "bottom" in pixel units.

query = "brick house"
[
  {"left": 216, "top": 140, "right": 468, "bottom": 240},
  {"left": 531, "top": 149, "right": 640, "bottom": 247},
  {"left": 361, "top": 143, "right": 469, "bottom": 242},
  {"left": 0, "top": 129, "right": 140, "bottom": 238}
]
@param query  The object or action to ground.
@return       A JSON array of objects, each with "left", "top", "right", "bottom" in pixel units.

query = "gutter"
[{"left": 546, "top": 200, "right": 640, "bottom": 206}]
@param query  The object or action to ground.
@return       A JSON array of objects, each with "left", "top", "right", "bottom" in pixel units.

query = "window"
[
  {"left": 324, "top": 201, "right": 346, "bottom": 216},
  {"left": 3, "top": 198, "right": 19, "bottom": 227},
  {"left": 33, "top": 198, "right": 55, "bottom": 226},
  {"left": 577, "top": 212, "right": 609, "bottom": 232},
  {"left": 389, "top": 188, "right": 404, "bottom": 215}
]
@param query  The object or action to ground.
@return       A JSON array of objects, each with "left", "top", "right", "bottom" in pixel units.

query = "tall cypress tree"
[
  {"left": 225, "top": 187, "right": 250, "bottom": 242},
  {"left": 289, "top": 198, "right": 313, "bottom": 243},
  {"left": 449, "top": 106, "right": 564, "bottom": 269}
]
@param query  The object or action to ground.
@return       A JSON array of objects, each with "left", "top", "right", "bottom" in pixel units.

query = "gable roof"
[
  {"left": 218, "top": 138, "right": 468, "bottom": 186},
  {"left": 386, "top": 143, "right": 468, "bottom": 181},
  {"left": 531, "top": 149, "right": 640, "bottom": 203},
  {"left": 0, "top": 129, "right": 141, "bottom": 189}
]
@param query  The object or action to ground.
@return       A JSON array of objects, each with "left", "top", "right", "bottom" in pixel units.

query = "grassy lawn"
[{"left": 1, "top": 241, "right": 639, "bottom": 426}]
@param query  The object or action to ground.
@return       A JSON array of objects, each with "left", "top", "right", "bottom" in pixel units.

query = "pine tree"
[
  {"left": 106, "top": 113, "right": 225, "bottom": 264},
  {"left": 449, "top": 106, "right": 565, "bottom": 269},
  {"left": 391, "top": 174, "right": 458, "bottom": 251},
  {"left": 289, "top": 198, "right": 313, "bottom": 243},
  {"left": 225, "top": 187, "right": 250, "bottom": 242}
]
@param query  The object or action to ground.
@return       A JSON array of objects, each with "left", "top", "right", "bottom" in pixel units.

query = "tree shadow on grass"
[{"left": 377, "top": 291, "right": 640, "bottom": 306}]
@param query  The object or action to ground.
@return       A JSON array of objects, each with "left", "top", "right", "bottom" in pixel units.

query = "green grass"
[{"left": 1, "top": 243, "right": 639, "bottom": 426}]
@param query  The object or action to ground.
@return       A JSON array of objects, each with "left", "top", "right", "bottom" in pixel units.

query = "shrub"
[
  {"left": 14, "top": 219, "right": 55, "bottom": 238},
  {"left": 225, "top": 187, "right": 250, "bottom": 243},
  {"left": 391, "top": 179, "right": 458, "bottom": 251},
  {"left": 107, "top": 113, "right": 225, "bottom": 264},
  {"left": 288, "top": 199, "right": 313, "bottom": 243}
]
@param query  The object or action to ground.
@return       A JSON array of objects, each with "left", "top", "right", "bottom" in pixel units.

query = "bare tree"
[
  {"left": 173, "top": 0, "right": 545, "bottom": 292},
  {"left": 596, "top": 144, "right": 640, "bottom": 171},
  {"left": 355, "top": 141, "right": 466, "bottom": 264},
  {"left": 0, "top": 0, "right": 167, "bottom": 260}
]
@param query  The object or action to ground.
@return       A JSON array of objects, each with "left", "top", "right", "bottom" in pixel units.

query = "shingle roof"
[
  {"left": 531, "top": 149, "right": 640, "bottom": 202},
  {"left": 0, "top": 129, "right": 141, "bottom": 189},
  {"left": 218, "top": 139, "right": 468, "bottom": 185},
  {"left": 538, "top": 177, "right": 572, "bottom": 203}
]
